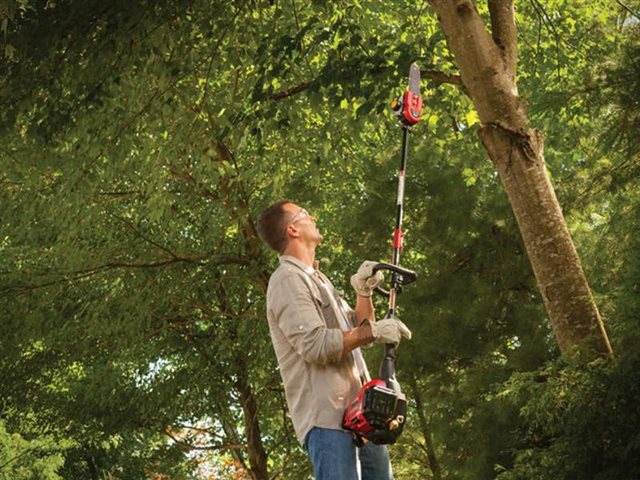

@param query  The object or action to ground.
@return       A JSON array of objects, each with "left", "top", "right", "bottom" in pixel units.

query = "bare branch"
[
  {"left": 615, "top": 0, "right": 640, "bottom": 19},
  {"left": 106, "top": 209, "right": 178, "bottom": 259},
  {"left": 163, "top": 426, "right": 244, "bottom": 451},
  {"left": 270, "top": 67, "right": 462, "bottom": 102},
  {"left": 0, "top": 448, "right": 38, "bottom": 470},
  {"left": 529, "top": 0, "right": 563, "bottom": 81},
  {"left": 95, "top": 190, "right": 141, "bottom": 197},
  {"left": 194, "top": 3, "right": 246, "bottom": 112},
  {"left": 168, "top": 166, "right": 219, "bottom": 203},
  {"left": 270, "top": 80, "right": 316, "bottom": 100},
  {"left": 422, "top": 69, "right": 463, "bottom": 87},
  {"left": 1, "top": 254, "right": 248, "bottom": 296}
]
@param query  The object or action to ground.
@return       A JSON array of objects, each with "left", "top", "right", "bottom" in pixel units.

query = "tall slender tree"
[{"left": 427, "top": 0, "right": 612, "bottom": 357}]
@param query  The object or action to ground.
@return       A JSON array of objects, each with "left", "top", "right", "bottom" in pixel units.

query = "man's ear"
[{"left": 285, "top": 224, "right": 300, "bottom": 239}]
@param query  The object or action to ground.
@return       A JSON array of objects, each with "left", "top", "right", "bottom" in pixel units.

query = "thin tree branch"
[
  {"left": 191, "top": 0, "right": 247, "bottom": 129},
  {"left": 270, "top": 68, "right": 462, "bottom": 101},
  {"left": 1, "top": 254, "right": 248, "bottom": 296},
  {"left": 168, "top": 166, "right": 220, "bottom": 203},
  {"left": 413, "top": 1, "right": 431, "bottom": 27},
  {"left": 0, "top": 448, "right": 37, "bottom": 470},
  {"left": 106, "top": 209, "right": 178, "bottom": 259},
  {"left": 529, "top": 0, "right": 563, "bottom": 81},
  {"left": 615, "top": 0, "right": 640, "bottom": 19},
  {"left": 95, "top": 190, "right": 141, "bottom": 197},
  {"left": 422, "top": 69, "right": 463, "bottom": 87},
  {"left": 173, "top": 423, "right": 223, "bottom": 435},
  {"left": 270, "top": 80, "right": 315, "bottom": 100},
  {"left": 163, "top": 426, "right": 244, "bottom": 451},
  {"left": 291, "top": 0, "right": 317, "bottom": 77}
]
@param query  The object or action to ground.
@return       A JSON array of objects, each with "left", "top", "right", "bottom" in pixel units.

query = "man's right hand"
[
  {"left": 350, "top": 261, "right": 384, "bottom": 297},
  {"left": 369, "top": 317, "right": 412, "bottom": 346}
]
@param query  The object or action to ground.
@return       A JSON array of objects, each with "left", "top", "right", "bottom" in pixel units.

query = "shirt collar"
[{"left": 279, "top": 255, "right": 316, "bottom": 276}]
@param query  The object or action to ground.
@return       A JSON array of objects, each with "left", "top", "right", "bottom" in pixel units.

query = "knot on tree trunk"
[
  {"left": 479, "top": 122, "right": 544, "bottom": 169},
  {"left": 456, "top": 1, "right": 475, "bottom": 16}
]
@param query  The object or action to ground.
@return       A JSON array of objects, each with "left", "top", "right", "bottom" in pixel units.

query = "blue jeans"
[{"left": 304, "top": 427, "right": 393, "bottom": 480}]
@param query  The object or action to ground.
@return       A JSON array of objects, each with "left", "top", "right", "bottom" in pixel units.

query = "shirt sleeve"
[
  {"left": 269, "top": 272, "right": 344, "bottom": 365},
  {"left": 340, "top": 296, "right": 358, "bottom": 328}
]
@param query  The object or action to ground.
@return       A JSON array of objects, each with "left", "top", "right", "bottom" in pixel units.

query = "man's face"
[{"left": 283, "top": 203, "right": 323, "bottom": 245}]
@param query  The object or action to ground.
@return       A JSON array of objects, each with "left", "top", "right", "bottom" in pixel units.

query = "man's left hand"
[{"left": 350, "top": 261, "right": 384, "bottom": 297}]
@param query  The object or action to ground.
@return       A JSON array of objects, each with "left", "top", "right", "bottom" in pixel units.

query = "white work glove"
[
  {"left": 350, "top": 260, "right": 384, "bottom": 297},
  {"left": 369, "top": 317, "right": 412, "bottom": 346}
]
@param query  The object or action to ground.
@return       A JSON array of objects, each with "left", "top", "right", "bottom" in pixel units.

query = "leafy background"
[{"left": 1, "top": 1, "right": 639, "bottom": 478}]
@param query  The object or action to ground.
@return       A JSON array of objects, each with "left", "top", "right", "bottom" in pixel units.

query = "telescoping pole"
[
  {"left": 380, "top": 63, "right": 422, "bottom": 391},
  {"left": 388, "top": 125, "right": 411, "bottom": 316}
]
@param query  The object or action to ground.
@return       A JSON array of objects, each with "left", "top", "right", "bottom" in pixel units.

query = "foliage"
[
  {"left": 497, "top": 352, "right": 640, "bottom": 479},
  {"left": 0, "top": 420, "right": 73, "bottom": 480}
]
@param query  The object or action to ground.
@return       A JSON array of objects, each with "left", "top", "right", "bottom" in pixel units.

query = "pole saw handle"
[{"left": 372, "top": 263, "right": 417, "bottom": 298}]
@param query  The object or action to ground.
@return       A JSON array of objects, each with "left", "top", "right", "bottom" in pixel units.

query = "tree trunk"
[
  {"left": 235, "top": 367, "right": 269, "bottom": 480},
  {"left": 206, "top": 137, "right": 272, "bottom": 479},
  {"left": 429, "top": 0, "right": 612, "bottom": 357},
  {"left": 212, "top": 274, "right": 269, "bottom": 480},
  {"left": 409, "top": 374, "right": 442, "bottom": 480}
]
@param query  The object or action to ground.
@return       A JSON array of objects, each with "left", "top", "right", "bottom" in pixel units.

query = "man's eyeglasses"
[{"left": 284, "top": 208, "right": 311, "bottom": 234}]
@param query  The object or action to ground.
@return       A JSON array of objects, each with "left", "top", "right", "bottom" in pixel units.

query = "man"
[{"left": 256, "top": 200, "right": 411, "bottom": 480}]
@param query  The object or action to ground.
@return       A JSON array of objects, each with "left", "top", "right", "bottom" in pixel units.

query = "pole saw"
[{"left": 343, "top": 63, "right": 422, "bottom": 446}]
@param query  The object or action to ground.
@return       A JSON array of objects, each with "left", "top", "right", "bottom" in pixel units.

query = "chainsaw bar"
[
  {"left": 408, "top": 63, "right": 421, "bottom": 98},
  {"left": 393, "top": 62, "right": 423, "bottom": 126}
]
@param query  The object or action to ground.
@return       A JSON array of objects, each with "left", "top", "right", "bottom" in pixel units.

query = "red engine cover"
[
  {"left": 401, "top": 90, "right": 422, "bottom": 125},
  {"left": 342, "top": 379, "right": 387, "bottom": 436}
]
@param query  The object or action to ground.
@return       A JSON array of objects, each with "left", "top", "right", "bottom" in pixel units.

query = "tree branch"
[
  {"left": 1, "top": 254, "right": 248, "bottom": 296},
  {"left": 422, "top": 69, "right": 463, "bottom": 87},
  {"left": 529, "top": 0, "right": 563, "bottom": 81},
  {"left": 95, "top": 190, "right": 141, "bottom": 197},
  {"left": 163, "top": 426, "right": 244, "bottom": 451},
  {"left": 615, "top": 0, "right": 640, "bottom": 19},
  {"left": 270, "top": 80, "right": 316, "bottom": 100},
  {"left": 488, "top": 0, "right": 518, "bottom": 78},
  {"left": 106, "top": 209, "right": 179, "bottom": 259},
  {"left": 269, "top": 68, "right": 462, "bottom": 101},
  {"left": 0, "top": 448, "right": 37, "bottom": 470},
  {"left": 168, "top": 166, "right": 219, "bottom": 203}
]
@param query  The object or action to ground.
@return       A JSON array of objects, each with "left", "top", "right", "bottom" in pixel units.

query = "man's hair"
[{"left": 256, "top": 200, "right": 292, "bottom": 254}]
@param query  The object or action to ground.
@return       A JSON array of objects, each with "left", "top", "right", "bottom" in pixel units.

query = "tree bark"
[
  {"left": 211, "top": 269, "right": 269, "bottom": 480},
  {"left": 408, "top": 374, "right": 442, "bottom": 480},
  {"left": 429, "top": 0, "right": 612, "bottom": 357},
  {"left": 235, "top": 366, "right": 269, "bottom": 480}
]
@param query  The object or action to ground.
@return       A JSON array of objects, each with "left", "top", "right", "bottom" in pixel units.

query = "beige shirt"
[{"left": 266, "top": 255, "right": 366, "bottom": 444}]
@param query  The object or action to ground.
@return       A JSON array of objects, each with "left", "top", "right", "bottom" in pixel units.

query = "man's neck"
[{"left": 282, "top": 244, "right": 316, "bottom": 268}]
